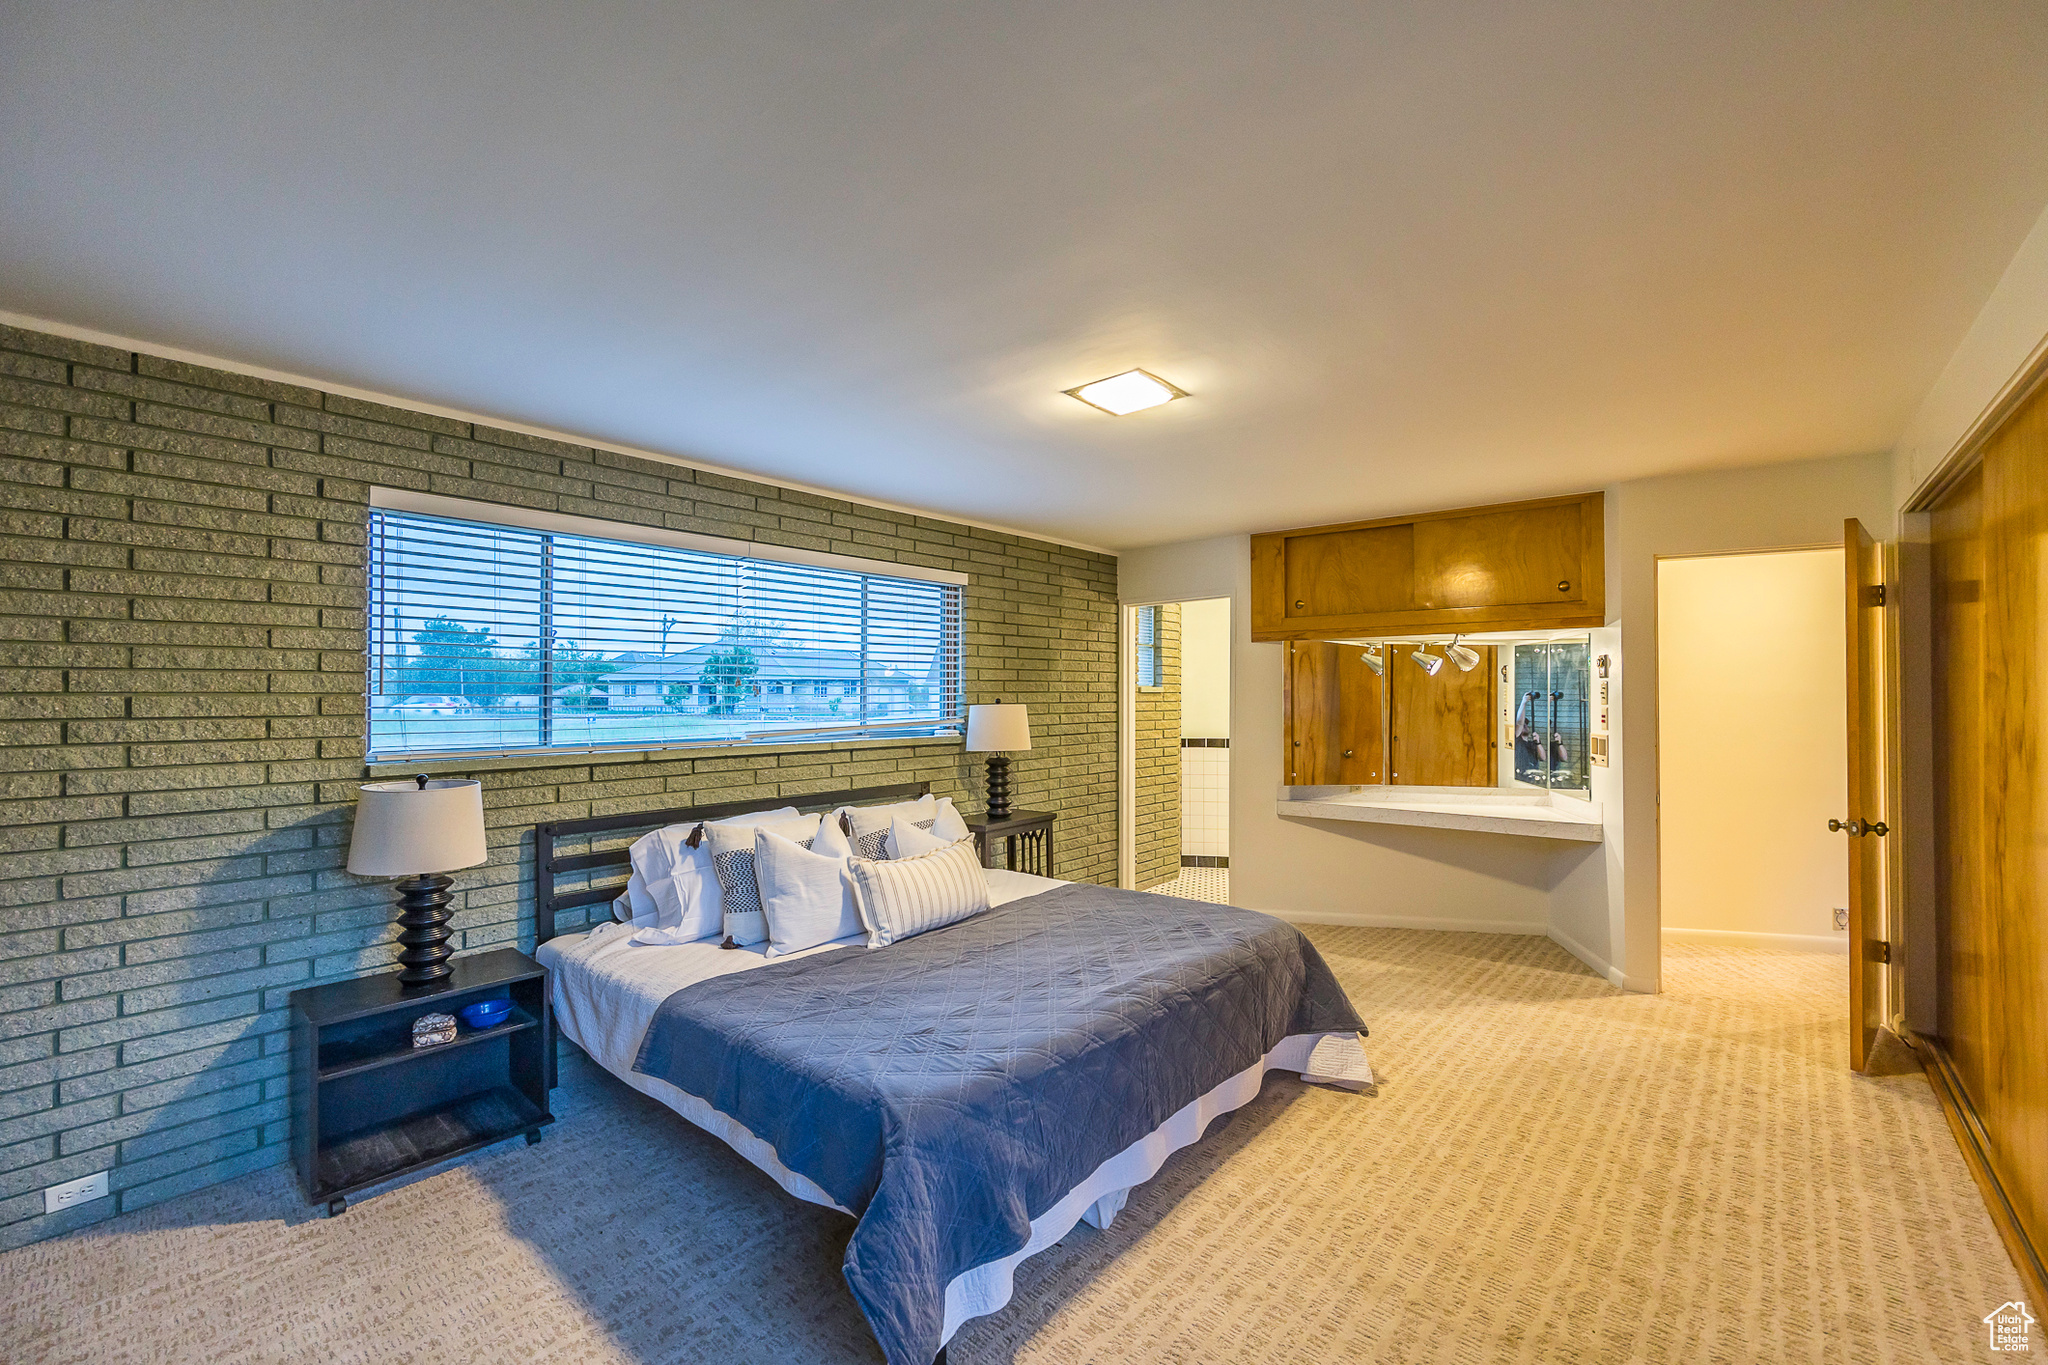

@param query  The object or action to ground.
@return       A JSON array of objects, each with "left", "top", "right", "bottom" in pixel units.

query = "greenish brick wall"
[
  {"left": 1134, "top": 604, "right": 1181, "bottom": 890},
  {"left": 0, "top": 323, "right": 1118, "bottom": 1249}
]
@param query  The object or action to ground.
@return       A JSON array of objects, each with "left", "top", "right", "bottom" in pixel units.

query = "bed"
[{"left": 531, "top": 783, "right": 1369, "bottom": 1365}]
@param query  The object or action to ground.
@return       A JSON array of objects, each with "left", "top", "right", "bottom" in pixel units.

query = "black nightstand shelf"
[
  {"left": 966, "top": 809, "right": 1056, "bottom": 878},
  {"left": 291, "top": 948, "right": 553, "bottom": 1215}
]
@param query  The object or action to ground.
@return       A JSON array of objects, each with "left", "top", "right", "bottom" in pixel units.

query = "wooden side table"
[
  {"left": 966, "top": 809, "right": 1056, "bottom": 878},
  {"left": 290, "top": 948, "right": 553, "bottom": 1216}
]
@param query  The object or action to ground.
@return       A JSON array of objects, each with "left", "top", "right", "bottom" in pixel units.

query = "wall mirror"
[{"left": 1284, "top": 631, "right": 1594, "bottom": 800}]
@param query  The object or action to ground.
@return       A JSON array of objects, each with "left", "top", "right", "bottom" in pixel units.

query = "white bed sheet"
[{"left": 536, "top": 866, "right": 1346, "bottom": 1347}]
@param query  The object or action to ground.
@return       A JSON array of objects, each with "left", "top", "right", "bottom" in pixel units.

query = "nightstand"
[
  {"left": 290, "top": 948, "right": 554, "bottom": 1216},
  {"left": 966, "top": 809, "right": 1056, "bottom": 878}
]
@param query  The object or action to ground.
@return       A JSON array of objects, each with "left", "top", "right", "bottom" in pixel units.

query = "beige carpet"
[{"left": 1, "top": 931, "right": 2030, "bottom": 1364}]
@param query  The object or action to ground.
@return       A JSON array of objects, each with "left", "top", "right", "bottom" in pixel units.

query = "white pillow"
[
  {"left": 847, "top": 837, "right": 990, "bottom": 948},
  {"left": 622, "top": 870, "right": 658, "bottom": 927},
  {"left": 886, "top": 814, "right": 951, "bottom": 859},
  {"left": 755, "top": 827, "right": 863, "bottom": 956},
  {"left": 612, "top": 887, "right": 637, "bottom": 924},
  {"left": 841, "top": 794, "right": 938, "bottom": 860},
  {"left": 629, "top": 806, "right": 799, "bottom": 938},
  {"left": 706, "top": 813, "right": 824, "bottom": 946},
  {"left": 930, "top": 796, "right": 969, "bottom": 843}
]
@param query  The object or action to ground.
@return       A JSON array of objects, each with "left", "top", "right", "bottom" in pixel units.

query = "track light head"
[
  {"left": 1410, "top": 646, "right": 1444, "bottom": 676},
  {"left": 1445, "top": 637, "right": 1481, "bottom": 672},
  {"left": 1360, "top": 646, "right": 1384, "bottom": 676}
]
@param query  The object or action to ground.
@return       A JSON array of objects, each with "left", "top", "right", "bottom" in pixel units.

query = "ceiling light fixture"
[
  {"left": 1064, "top": 368, "right": 1188, "bottom": 416},
  {"left": 1410, "top": 646, "right": 1444, "bottom": 676},
  {"left": 1445, "top": 637, "right": 1481, "bottom": 672},
  {"left": 1360, "top": 645, "right": 1384, "bottom": 676}
]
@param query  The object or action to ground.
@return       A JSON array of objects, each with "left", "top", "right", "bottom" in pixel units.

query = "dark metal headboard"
[{"left": 533, "top": 781, "right": 932, "bottom": 943}]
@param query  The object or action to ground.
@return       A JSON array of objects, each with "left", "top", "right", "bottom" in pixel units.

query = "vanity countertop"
[{"left": 1277, "top": 785, "right": 1604, "bottom": 842}]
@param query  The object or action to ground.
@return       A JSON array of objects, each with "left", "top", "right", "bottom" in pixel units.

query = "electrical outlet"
[
  {"left": 44, "top": 1170, "right": 108, "bottom": 1215},
  {"left": 1833, "top": 907, "right": 1849, "bottom": 932}
]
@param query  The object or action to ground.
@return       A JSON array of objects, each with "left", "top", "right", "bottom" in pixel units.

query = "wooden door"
[
  {"left": 1285, "top": 642, "right": 1339, "bottom": 785},
  {"left": 1843, "top": 519, "right": 1888, "bottom": 1072},
  {"left": 1390, "top": 644, "right": 1494, "bottom": 786},
  {"left": 1286, "top": 642, "right": 1386, "bottom": 785},
  {"left": 1333, "top": 647, "right": 1386, "bottom": 783}
]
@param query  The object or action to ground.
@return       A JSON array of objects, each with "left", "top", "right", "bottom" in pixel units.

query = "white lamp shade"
[
  {"left": 965, "top": 703, "right": 1031, "bottom": 753},
  {"left": 346, "top": 779, "right": 488, "bottom": 877}
]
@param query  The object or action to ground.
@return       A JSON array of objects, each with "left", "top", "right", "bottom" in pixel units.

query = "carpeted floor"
[{"left": 0, "top": 931, "right": 2029, "bottom": 1364}]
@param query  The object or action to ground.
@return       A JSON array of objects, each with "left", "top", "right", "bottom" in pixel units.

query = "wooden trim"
[
  {"left": 1250, "top": 489, "right": 1602, "bottom": 541},
  {"left": 1919, "top": 1034, "right": 2048, "bottom": 1309},
  {"left": 1905, "top": 341, "right": 2048, "bottom": 515}
]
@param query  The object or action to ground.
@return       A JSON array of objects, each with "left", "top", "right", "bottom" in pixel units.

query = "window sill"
[{"left": 366, "top": 730, "right": 964, "bottom": 777}]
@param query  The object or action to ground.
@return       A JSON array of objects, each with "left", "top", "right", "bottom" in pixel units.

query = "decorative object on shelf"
[
  {"left": 347, "top": 775, "right": 489, "bottom": 987},
  {"left": 292, "top": 950, "right": 553, "bottom": 1217},
  {"left": 458, "top": 999, "right": 511, "bottom": 1030},
  {"left": 411, "top": 1012, "right": 457, "bottom": 1048},
  {"left": 966, "top": 701, "right": 1032, "bottom": 821}
]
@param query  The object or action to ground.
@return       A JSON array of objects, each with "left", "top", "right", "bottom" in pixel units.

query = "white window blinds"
[{"left": 366, "top": 507, "right": 965, "bottom": 761}]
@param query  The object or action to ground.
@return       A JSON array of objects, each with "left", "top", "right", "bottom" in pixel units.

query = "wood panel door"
[
  {"left": 1843, "top": 518, "right": 1888, "bottom": 1072},
  {"left": 1251, "top": 492, "right": 1605, "bottom": 640},
  {"left": 1285, "top": 642, "right": 1386, "bottom": 785},
  {"left": 1925, "top": 379, "right": 2048, "bottom": 1304},
  {"left": 1390, "top": 644, "right": 1495, "bottom": 786},
  {"left": 1284, "top": 642, "right": 1339, "bottom": 785},
  {"left": 1332, "top": 646, "right": 1386, "bottom": 784}
]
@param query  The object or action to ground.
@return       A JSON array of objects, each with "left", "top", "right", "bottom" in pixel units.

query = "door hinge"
[
  {"left": 1868, "top": 583, "right": 1886, "bottom": 607},
  {"left": 1871, "top": 940, "right": 1892, "bottom": 965}
]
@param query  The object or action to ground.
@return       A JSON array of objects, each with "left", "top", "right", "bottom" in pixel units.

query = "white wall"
[
  {"left": 1608, "top": 452, "right": 1895, "bottom": 990},
  {"left": 1178, "top": 597, "right": 1231, "bottom": 739},
  {"left": 1657, "top": 549, "right": 1848, "bottom": 948},
  {"left": 1123, "top": 453, "right": 1893, "bottom": 990},
  {"left": 1120, "top": 537, "right": 1596, "bottom": 938}
]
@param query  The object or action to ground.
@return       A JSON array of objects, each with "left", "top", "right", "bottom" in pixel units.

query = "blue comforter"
[{"left": 632, "top": 882, "right": 1365, "bottom": 1365}]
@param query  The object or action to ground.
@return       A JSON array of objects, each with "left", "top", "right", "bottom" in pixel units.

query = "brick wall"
[
  {"left": 1134, "top": 603, "right": 1181, "bottom": 890},
  {"left": 0, "top": 322, "right": 1118, "bottom": 1249}
]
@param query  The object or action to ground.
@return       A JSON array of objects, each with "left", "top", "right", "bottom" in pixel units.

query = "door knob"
[
  {"left": 1829, "top": 818, "right": 1857, "bottom": 835},
  {"left": 1828, "top": 818, "right": 1890, "bottom": 837}
]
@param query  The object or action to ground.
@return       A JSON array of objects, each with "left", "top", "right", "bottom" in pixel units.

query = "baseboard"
[
  {"left": 1918, "top": 1035, "right": 2048, "bottom": 1310},
  {"left": 1546, "top": 923, "right": 1639, "bottom": 991},
  {"left": 1275, "top": 909, "right": 1547, "bottom": 936},
  {"left": 1660, "top": 926, "right": 1849, "bottom": 955}
]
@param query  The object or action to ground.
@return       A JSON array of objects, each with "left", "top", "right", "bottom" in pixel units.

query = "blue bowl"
[{"left": 459, "top": 999, "right": 512, "bottom": 1029}]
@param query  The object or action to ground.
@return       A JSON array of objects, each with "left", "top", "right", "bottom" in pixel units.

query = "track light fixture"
[
  {"left": 1360, "top": 645, "right": 1384, "bottom": 676},
  {"left": 1410, "top": 645, "right": 1444, "bottom": 676},
  {"left": 1445, "top": 636, "right": 1481, "bottom": 672}
]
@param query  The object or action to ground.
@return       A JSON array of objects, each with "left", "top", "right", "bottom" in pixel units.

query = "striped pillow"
[{"left": 847, "top": 837, "right": 990, "bottom": 948}]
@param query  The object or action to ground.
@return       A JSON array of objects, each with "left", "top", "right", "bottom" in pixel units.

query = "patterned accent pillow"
[
  {"left": 846, "top": 837, "right": 990, "bottom": 948},
  {"left": 704, "top": 814, "right": 821, "bottom": 945},
  {"left": 840, "top": 795, "right": 938, "bottom": 859},
  {"left": 856, "top": 817, "right": 934, "bottom": 861}
]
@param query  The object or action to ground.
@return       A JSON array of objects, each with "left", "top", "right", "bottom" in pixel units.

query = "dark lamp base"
[
  {"left": 983, "top": 754, "right": 1013, "bottom": 821},
  {"left": 393, "top": 874, "right": 456, "bottom": 986}
]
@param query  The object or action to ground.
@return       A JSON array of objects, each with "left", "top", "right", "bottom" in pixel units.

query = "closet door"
[
  {"left": 1284, "top": 642, "right": 1340, "bottom": 785},
  {"left": 1332, "top": 646, "right": 1385, "bottom": 784},
  {"left": 1390, "top": 644, "right": 1494, "bottom": 786}
]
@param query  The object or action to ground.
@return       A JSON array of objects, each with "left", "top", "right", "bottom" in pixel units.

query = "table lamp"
[
  {"left": 347, "top": 776, "right": 488, "bottom": 986},
  {"left": 965, "top": 701, "right": 1031, "bottom": 821}
]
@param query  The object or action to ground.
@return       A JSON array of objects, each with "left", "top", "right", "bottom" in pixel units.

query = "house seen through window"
[{"left": 366, "top": 505, "right": 965, "bottom": 760}]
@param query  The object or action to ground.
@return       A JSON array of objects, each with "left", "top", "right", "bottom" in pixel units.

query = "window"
[
  {"left": 365, "top": 497, "right": 965, "bottom": 761},
  {"left": 1135, "top": 605, "right": 1162, "bottom": 688}
]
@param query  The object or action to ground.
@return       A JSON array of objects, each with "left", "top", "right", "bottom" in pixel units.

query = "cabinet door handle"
[
  {"left": 1293, "top": 599, "right": 1305, "bottom": 609},
  {"left": 1558, "top": 580, "right": 1571, "bottom": 593},
  {"left": 1342, "top": 749, "right": 1353, "bottom": 758}
]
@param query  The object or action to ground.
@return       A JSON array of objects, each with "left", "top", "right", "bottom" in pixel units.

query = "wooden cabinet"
[
  {"left": 1286, "top": 641, "right": 1493, "bottom": 788},
  {"left": 1251, "top": 492, "right": 1604, "bottom": 641}
]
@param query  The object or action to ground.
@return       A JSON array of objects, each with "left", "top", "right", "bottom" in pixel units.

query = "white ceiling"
[{"left": 5, "top": 3, "right": 2048, "bottom": 550}]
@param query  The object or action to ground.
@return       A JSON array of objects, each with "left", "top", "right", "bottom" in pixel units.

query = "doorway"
[
  {"left": 1121, "top": 597, "right": 1231, "bottom": 902},
  {"left": 1657, "top": 549, "right": 1850, "bottom": 952}
]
